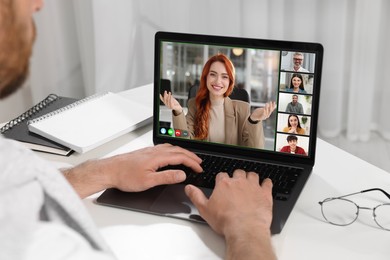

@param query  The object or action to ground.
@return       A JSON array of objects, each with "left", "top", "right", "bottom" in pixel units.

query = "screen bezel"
[{"left": 153, "top": 31, "right": 323, "bottom": 167}]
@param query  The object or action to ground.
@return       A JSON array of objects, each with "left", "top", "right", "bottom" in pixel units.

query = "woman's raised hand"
[
  {"left": 160, "top": 91, "right": 183, "bottom": 114},
  {"left": 250, "top": 101, "right": 276, "bottom": 121}
]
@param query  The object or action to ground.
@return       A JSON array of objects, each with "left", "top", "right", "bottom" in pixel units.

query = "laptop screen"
[{"left": 154, "top": 32, "right": 323, "bottom": 165}]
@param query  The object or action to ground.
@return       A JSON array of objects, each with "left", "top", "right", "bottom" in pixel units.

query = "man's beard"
[
  {"left": 0, "top": 63, "right": 29, "bottom": 99},
  {"left": 0, "top": 19, "right": 36, "bottom": 99}
]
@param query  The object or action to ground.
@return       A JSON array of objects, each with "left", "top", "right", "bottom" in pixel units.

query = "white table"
[{"left": 37, "top": 84, "right": 390, "bottom": 260}]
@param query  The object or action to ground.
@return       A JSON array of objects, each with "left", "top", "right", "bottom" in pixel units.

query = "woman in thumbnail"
[
  {"left": 286, "top": 73, "right": 306, "bottom": 94},
  {"left": 282, "top": 114, "right": 306, "bottom": 135},
  {"left": 160, "top": 53, "right": 276, "bottom": 149}
]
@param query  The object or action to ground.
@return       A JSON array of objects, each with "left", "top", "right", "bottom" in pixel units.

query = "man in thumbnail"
[
  {"left": 285, "top": 94, "right": 304, "bottom": 114},
  {"left": 280, "top": 135, "right": 307, "bottom": 155},
  {"left": 290, "top": 52, "right": 309, "bottom": 72}
]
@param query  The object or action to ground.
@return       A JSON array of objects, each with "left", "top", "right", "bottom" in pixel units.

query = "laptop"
[{"left": 96, "top": 31, "right": 323, "bottom": 234}]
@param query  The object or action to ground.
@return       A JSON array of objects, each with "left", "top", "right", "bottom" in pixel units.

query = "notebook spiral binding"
[
  {"left": 26, "top": 92, "right": 109, "bottom": 125},
  {"left": 0, "top": 94, "right": 59, "bottom": 134}
]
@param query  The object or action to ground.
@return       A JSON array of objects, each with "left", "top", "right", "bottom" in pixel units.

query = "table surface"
[{"left": 35, "top": 84, "right": 390, "bottom": 260}]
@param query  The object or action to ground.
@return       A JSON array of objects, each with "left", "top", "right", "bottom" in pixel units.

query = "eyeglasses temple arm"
[
  {"left": 320, "top": 188, "right": 390, "bottom": 202},
  {"left": 361, "top": 188, "right": 390, "bottom": 200}
]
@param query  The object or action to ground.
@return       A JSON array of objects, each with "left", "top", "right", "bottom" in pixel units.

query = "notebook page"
[{"left": 28, "top": 92, "right": 152, "bottom": 153}]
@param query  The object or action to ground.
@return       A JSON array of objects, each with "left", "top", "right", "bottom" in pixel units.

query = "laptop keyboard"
[{"left": 160, "top": 153, "right": 303, "bottom": 201}]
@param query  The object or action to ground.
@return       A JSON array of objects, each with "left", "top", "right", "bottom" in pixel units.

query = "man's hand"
[
  {"left": 62, "top": 144, "right": 202, "bottom": 198},
  {"left": 185, "top": 169, "right": 276, "bottom": 260}
]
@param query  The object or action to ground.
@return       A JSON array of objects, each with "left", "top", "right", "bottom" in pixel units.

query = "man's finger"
[
  {"left": 155, "top": 153, "right": 203, "bottom": 173},
  {"left": 247, "top": 171, "right": 259, "bottom": 182},
  {"left": 232, "top": 169, "right": 246, "bottom": 179},
  {"left": 150, "top": 170, "right": 186, "bottom": 187},
  {"left": 215, "top": 172, "right": 229, "bottom": 183},
  {"left": 166, "top": 145, "right": 203, "bottom": 164},
  {"left": 185, "top": 184, "right": 208, "bottom": 213},
  {"left": 261, "top": 178, "right": 273, "bottom": 192}
]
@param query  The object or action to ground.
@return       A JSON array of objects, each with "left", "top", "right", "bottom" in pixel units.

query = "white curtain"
[
  {"left": 29, "top": 0, "right": 390, "bottom": 141},
  {"left": 30, "top": 0, "right": 84, "bottom": 99}
]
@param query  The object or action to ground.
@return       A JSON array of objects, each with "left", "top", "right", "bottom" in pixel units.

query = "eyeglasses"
[
  {"left": 318, "top": 188, "right": 390, "bottom": 230},
  {"left": 293, "top": 58, "right": 303, "bottom": 61}
]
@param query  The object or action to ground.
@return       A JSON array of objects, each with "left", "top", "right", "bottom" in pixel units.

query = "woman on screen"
[
  {"left": 286, "top": 73, "right": 307, "bottom": 94},
  {"left": 282, "top": 114, "right": 306, "bottom": 135},
  {"left": 160, "top": 53, "right": 275, "bottom": 149}
]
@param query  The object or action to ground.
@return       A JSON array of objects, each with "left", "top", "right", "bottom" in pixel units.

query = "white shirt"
[
  {"left": 0, "top": 136, "right": 114, "bottom": 260},
  {"left": 289, "top": 66, "right": 309, "bottom": 73},
  {"left": 26, "top": 222, "right": 113, "bottom": 260}
]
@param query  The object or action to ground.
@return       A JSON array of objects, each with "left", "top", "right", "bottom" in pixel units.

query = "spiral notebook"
[
  {"left": 1, "top": 94, "right": 78, "bottom": 156},
  {"left": 27, "top": 92, "right": 152, "bottom": 154}
]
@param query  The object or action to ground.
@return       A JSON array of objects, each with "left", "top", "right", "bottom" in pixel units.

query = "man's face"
[
  {"left": 0, "top": 0, "right": 43, "bottom": 99},
  {"left": 293, "top": 54, "right": 304, "bottom": 67},
  {"left": 288, "top": 139, "right": 297, "bottom": 150},
  {"left": 292, "top": 95, "right": 298, "bottom": 104}
]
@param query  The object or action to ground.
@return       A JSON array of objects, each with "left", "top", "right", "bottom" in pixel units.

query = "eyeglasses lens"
[
  {"left": 321, "top": 198, "right": 358, "bottom": 226},
  {"left": 374, "top": 204, "right": 390, "bottom": 230}
]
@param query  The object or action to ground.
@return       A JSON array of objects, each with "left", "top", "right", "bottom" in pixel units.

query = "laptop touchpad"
[{"left": 150, "top": 184, "right": 212, "bottom": 223}]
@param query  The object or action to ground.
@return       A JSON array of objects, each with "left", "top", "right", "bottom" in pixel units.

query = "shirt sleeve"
[{"left": 25, "top": 222, "right": 115, "bottom": 260}]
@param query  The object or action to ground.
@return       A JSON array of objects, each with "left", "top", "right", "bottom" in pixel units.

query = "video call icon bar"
[{"left": 160, "top": 127, "right": 189, "bottom": 138}]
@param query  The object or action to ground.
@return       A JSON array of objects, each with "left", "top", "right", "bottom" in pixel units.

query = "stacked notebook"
[
  {"left": 2, "top": 88, "right": 153, "bottom": 155},
  {"left": 1, "top": 94, "right": 77, "bottom": 155}
]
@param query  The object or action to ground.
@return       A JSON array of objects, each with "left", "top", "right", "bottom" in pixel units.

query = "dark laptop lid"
[{"left": 153, "top": 31, "right": 323, "bottom": 167}]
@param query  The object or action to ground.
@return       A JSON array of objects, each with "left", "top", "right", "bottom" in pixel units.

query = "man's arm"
[
  {"left": 285, "top": 103, "right": 292, "bottom": 113},
  {"left": 298, "top": 103, "right": 304, "bottom": 114},
  {"left": 224, "top": 225, "right": 274, "bottom": 260},
  {"left": 61, "top": 144, "right": 203, "bottom": 199},
  {"left": 185, "top": 170, "right": 276, "bottom": 260}
]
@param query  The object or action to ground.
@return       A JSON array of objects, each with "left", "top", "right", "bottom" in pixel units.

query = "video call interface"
[{"left": 158, "top": 40, "right": 317, "bottom": 157}]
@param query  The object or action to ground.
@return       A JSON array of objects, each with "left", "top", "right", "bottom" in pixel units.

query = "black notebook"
[{"left": 1, "top": 94, "right": 78, "bottom": 156}]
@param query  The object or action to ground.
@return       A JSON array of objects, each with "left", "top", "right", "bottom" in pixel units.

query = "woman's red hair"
[{"left": 194, "top": 53, "right": 235, "bottom": 140}]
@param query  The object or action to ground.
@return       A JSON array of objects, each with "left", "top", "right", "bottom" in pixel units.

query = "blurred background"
[{"left": 1, "top": 0, "right": 389, "bottom": 172}]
